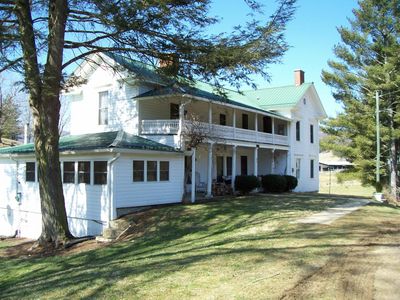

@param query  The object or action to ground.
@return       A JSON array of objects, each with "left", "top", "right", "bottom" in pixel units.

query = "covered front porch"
[
  {"left": 184, "top": 142, "right": 290, "bottom": 202},
  {"left": 138, "top": 96, "right": 290, "bottom": 147}
]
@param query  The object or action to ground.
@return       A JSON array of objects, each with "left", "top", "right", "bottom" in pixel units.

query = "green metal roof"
[
  {"left": 102, "top": 54, "right": 313, "bottom": 116},
  {"left": 135, "top": 82, "right": 287, "bottom": 117},
  {"left": 243, "top": 83, "right": 313, "bottom": 109},
  {"left": 0, "top": 131, "right": 179, "bottom": 155},
  {"left": 105, "top": 53, "right": 170, "bottom": 85}
]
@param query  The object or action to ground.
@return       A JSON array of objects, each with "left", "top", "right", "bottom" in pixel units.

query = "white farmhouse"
[{"left": 0, "top": 53, "right": 326, "bottom": 239}]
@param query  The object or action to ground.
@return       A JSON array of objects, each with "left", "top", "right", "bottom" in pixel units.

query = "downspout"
[
  {"left": 107, "top": 152, "right": 121, "bottom": 228},
  {"left": 9, "top": 155, "right": 21, "bottom": 202},
  {"left": 9, "top": 154, "right": 21, "bottom": 237}
]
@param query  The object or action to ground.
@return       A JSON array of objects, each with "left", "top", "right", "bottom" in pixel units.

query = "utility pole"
[{"left": 375, "top": 90, "right": 380, "bottom": 188}]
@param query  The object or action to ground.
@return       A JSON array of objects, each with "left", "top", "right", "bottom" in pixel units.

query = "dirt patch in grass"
[
  {"left": 0, "top": 208, "right": 174, "bottom": 259},
  {"left": 0, "top": 238, "right": 106, "bottom": 259},
  {"left": 280, "top": 208, "right": 400, "bottom": 300}
]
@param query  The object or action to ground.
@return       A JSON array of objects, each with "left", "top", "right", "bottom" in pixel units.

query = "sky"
[
  {"left": 4, "top": 0, "right": 359, "bottom": 119},
  {"left": 210, "top": 0, "right": 359, "bottom": 117}
]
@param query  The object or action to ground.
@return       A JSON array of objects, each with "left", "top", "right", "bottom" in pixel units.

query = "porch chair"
[{"left": 195, "top": 172, "right": 207, "bottom": 193}]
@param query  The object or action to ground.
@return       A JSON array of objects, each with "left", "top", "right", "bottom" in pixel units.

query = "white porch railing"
[
  {"left": 141, "top": 119, "right": 179, "bottom": 134},
  {"left": 141, "top": 119, "right": 288, "bottom": 145}
]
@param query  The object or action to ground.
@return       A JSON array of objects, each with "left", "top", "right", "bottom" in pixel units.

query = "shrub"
[
  {"left": 261, "top": 174, "right": 287, "bottom": 193},
  {"left": 234, "top": 175, "right": 260, "bottom": 194},
  {"left": 284, "top": 175, "right": 298, "bottom": 191}
]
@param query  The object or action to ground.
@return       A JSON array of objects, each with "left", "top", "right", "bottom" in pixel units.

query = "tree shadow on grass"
[{"left": 0, "top": 197, "right": 397, "bottom": 299}]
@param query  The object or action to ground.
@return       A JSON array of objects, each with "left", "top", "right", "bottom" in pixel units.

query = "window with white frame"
[
  {"left": 78, "top": 161, "right": 90, "bottom": 184},
  {"left": 295, "top": 158, "right": 301, "bottom": 179},
  {"left": 310, "top": 124, "right": 314, "bottom": 144},
  {"left": 310, "top": 159, "right": 315, "bottom": 178},
  {"left": 94, "top": 161, "right": 107, "bottom": 185},
  {"left": 26, "top": 162, "right": 36, "bottom": 182},
  {"left": 133, "top": 160, "right": 145, "bottom": 182},
  {"left": 296, "top": 121, "right": 300, "bottom": 141},
  {"left": 147, "top": 161, "right": 157, "bottom": 182},
  {"left": 160, "top": 161, "right": 169, "bottom": 181},
  {"left": 98, "top": 91, "right": 109, "bottom": 125},
  {"left": 63, "top": 162, "right": 75, "bottom": 183},
  {"left": 132, "top": 160, "right": 170, "bottom": 182}
]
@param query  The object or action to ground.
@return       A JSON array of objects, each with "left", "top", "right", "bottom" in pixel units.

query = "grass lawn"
[
  {"left": 0, "top": 194, "right": 399, "bottom": 299},
  {"left": 319, "top": 171, "right": 375, "bottom": 197}
]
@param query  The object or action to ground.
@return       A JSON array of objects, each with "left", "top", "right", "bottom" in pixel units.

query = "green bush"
[
  {"left": 234, "top": 175, "right": 260, "bottom": 194},
  {"left": 284, "top": 175, "right": 298, "bottom": 191},
  {"left": 261, "top": 174, "right": 287, "bottom": 193}
]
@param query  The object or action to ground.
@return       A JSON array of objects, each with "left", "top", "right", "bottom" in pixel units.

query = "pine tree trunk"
[
  {"left": 34, "top": 94, "right": 73, "bottom": 245},
  {"left": 389, "top": 139, "right": 399, "bottom": 201},
  {"left": 15, "top": 0, "right": 73, "bottom": 246}
]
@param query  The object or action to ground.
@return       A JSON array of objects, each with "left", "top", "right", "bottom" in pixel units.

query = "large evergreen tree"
[
  {"left": 0, "top": 0, "right": 296, "bottom": 247},
  {"left": 322, "top": 0, "right": 400, "bottom": 200},
  {"left": 0, "top": 88, "right": 20, "bottom": 142}
]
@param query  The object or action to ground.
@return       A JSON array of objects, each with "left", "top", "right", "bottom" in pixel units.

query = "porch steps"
[{"left": 101, "top": 217, "right": 133, "bottom": 240}]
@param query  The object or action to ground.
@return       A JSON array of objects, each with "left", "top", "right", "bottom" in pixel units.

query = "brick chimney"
[{"left": 294, "top": 69, "right": 305, "bottom": 86}]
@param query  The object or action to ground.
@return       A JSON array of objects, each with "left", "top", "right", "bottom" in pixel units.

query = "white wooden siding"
[
  {"left": 0, "top": 155, "right": 111, "bottom": 239},
  {"left": 288, "top": 89, "right": 321, "bottom": 192},
  {"left": 69, "top": 63, "right": 142, "bottom": 135},
  {"left": 114, "top": 153, "right": 184, "bottom": 208}
]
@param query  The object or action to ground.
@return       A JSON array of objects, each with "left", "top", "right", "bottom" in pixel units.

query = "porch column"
[
  {"left": 178, "top": 103, "right": 185, "bottom": 149},
  {"left": 208, "top": 102, "right": 212, "bottom": 127},
  {"left": 255, "top": 113, "right": 258, "bottom": 142},
  {"left": 223, "top": 155, "right": 227, "bottom": 176},
  {"left": 271, "top": 149, "right": 275, "bottom": 173},
  {"left": 206, "top": 143, "right": 213, "bottom": 197},
  {"left": 286, "top": 120, "right": 291, "bottom": 174},
  {"left": 272, "top": 117, "right": 275, "bottom": 144},
  {"left": 191, "top": 148, "right": 196, "bottom": 203},
  {"left": 232, "top": 145, "right": 237, "bottom": 191},
  {"left": 286, "top": 149, "right": 291, "bottom": 175},
  {"left": 233, "top": 108, "right": 236, "bottom": 139},
  {"left": 254, "top": 146, "right": 258, "bottom": 177}
]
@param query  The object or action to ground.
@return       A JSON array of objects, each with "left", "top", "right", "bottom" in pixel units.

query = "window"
[
  {"left": 160, "top": 161, "right": 169, "bottom": 181},
  {"left": 263, "top": 116, "right": 272, "bottom": 133},
  {"left": 78, "top": 161, "right": 90, "bottom": 184},
  {"left": 277, "top": 124, "right": 285, "bottom": 135},
  {"left": 296, "top": 121, "right": 300, "bottom": 141},
  {"left": 170, "top": 103, "right": 179, "bottom": 119},
  {"left": 310, "top": 159, "right": 315, "bottom": 178},
  {"left": 219, "top": 114, "right": 226, "bottom": 126},
  {"left": 94, "top": 161, "right": 107, "bottom": 185},
  {"left": 147, "top": 161, "right": 157, "bottom": 181},
  {"left": 26, "top": 162, "right": 35, "bottom": 182},
  {"left": 310, "top": 124, "right": 314, "bottom": 144},
  {"left": 63, "top": 162, "right": 75, "bottom": 183},
  {"left": 296, "top": 158, "right": 301, "bottom": 179},
  {"left": 98, "top": 91, "right": 109, "bottom": 125},
  {"left": 242, "top": 114, "right": 248, "bottom": 129},
  {"left": 133, "top": 160, "right": 145, "bottom": 182},
  {"left": 241, "top": 156, "right": 248, "bottom": 175}
]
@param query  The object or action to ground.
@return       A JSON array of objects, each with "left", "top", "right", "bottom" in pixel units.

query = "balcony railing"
[
  {"left": 141, "top": 119, "right": 180, "bottom": 134},
  {"left": 141, "top": 119, "right": 288, "bottom": 145}
]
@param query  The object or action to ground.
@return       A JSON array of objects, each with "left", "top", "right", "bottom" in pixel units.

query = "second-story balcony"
[{"left": 141, "top": 119, "right": 289, "bottom": 146}]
